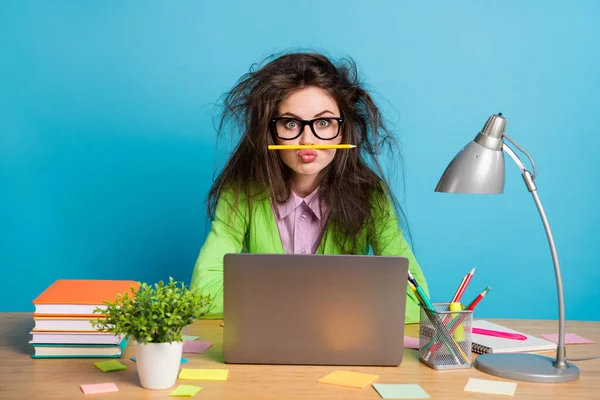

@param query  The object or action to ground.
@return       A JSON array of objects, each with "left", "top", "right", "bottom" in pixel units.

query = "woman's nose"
[{"left": 298, "top": 124, "right": 314, "bottom": 145}]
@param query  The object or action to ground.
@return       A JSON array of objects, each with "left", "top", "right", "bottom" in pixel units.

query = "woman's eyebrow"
[
  {"left": 278, "top": 110, "right": 335, "bottom": 119},
  {"left": 279, "top": 112, "right": 301, "bottom": 118},
  {"left": 313, "top": 110, "right": 335, "bottom": 118}
]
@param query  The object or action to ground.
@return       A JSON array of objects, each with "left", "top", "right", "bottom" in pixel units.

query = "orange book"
[{"left": 32, "top": 279, "right": 140, "bottom": 316}]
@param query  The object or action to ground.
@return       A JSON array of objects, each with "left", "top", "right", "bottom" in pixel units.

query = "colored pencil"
[
  {"left": 451, "top": 267, "right": 475, "bottom": 303},
  {"left": 466, "top": 286, "right": 491, "bottom": 310},
  {"left": 267, "top": 144, "right": 356, "bottom": 150}
]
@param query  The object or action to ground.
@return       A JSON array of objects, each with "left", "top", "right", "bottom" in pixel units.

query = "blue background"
[{"left": 1, "top": 1, "right": 598, "bottom": 321}]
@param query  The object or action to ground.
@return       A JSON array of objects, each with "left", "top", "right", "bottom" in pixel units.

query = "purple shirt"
[{"left": 273, "top": 189, "right": 327, "bottom": 254}]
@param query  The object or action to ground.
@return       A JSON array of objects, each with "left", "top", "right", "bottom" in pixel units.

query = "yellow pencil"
[
  {"left": 268, "top": 144, "right": 357, "bottom": 150},
  {"left": 408, "top": 282, "right": 422, "bottom": 303}
]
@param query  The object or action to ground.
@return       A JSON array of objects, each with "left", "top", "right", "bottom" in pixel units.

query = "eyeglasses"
[{"left": 271, "top": 117, "right": 344, "bottom": 141}]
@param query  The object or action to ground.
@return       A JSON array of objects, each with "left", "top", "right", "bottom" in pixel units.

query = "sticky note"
[
  {"left": 178, "top": 368, "right": 229, "bottom": 381},
  {"left": 318, "top": 370, "right": 379, "bottom": 389},
  {"left": 183, "top": 340, "right": 212, "bottom": 354},
  {"left": 182, "top": 335, "right": 200, "bottom": 341},
  {"left": 169, "top": 384, "right": 203, "bottom": 397},
  {"left": 372, "top": 383, "right": 430, "bottom": 399},
  {"left": 80, "top": 382, "right": 119, "bottom": 394},
  {"left": 464, "top": 378, "right": 517, "bottom": 396},
  {"left": 94, "top": 360, "right": 127, "bottom": 372},
  {"left": 541, "top": 333, "right": 594, "bottom": 345},
  {"left": 403, "top": 336, "right": 419, "bottom": 349},
  {"left": 130, "top": 357, "right": 188, "bottom": 363}
]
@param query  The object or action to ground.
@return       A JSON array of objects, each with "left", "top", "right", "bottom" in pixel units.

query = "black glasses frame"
[{"left": 270, "top": 117, "right": 344, "bottom": 141}]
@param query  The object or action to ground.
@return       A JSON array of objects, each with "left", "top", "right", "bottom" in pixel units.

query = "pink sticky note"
[
  {"left": 80, "top": 383, "right": 118, "bottom": 394},
  {"left": 182, "top": 340, "right": 212, "bottom": 354},
  {"left": 541, "top": 333, "right": 594, "bottom": 345},
  {"left": 403, "top": 335, "right": 419, "bottom": 349}
]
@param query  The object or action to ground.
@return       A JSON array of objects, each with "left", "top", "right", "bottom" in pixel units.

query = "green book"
[{"left": 31, "top": 336, "right": 130, "bottom": 359}]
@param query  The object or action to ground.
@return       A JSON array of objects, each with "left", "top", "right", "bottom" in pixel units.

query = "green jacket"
[{"left": 191, "top": 190, "right": 429, "bottom": 323}]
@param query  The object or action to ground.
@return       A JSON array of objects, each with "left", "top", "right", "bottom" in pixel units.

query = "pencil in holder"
[{"left": 418, "top": 303, "right": 473, "bottom": 370}]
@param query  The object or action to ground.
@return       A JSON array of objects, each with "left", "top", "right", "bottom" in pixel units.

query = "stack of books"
[{"left": 30, "top": 279, "right": 139, "bottom": 359}]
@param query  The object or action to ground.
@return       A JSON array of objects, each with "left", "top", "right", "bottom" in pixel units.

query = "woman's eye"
[
  {"left": 285, "top": 120, "right": 298, "bottom": 129},
  {"left": 316, "top": 119, "right": 330, "bottom": 128}
]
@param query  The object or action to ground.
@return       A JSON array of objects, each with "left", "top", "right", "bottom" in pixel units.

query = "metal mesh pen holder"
[{"left": 418, "top": 303, "right": 473, "bottom": 370}]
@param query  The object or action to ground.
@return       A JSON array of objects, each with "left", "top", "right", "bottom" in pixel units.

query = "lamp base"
[{"left": 474, "top": 353, "right": 579, "bottom": 383}]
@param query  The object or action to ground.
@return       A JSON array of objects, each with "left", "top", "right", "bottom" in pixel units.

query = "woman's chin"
[{"left": 292, "top": 165, "right": 323, "bottom": 177}]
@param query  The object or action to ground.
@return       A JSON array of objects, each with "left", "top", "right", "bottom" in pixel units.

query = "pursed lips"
[{"left": 297, "top": 149, "right": 318, "bottom": 163}]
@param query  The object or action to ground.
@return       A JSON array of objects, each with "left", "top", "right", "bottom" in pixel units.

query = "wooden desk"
[{"left": 1, "top": 313, "right": 599, "bottom": 399}]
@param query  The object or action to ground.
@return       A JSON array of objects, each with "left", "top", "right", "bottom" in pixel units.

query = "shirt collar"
[{"left": 275, "top": 188, "right": 323, "bottom": 220}]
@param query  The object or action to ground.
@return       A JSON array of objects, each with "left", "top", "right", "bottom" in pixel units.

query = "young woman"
[{"left": 191, "top": 52, "right": 428, "bottom": 323}]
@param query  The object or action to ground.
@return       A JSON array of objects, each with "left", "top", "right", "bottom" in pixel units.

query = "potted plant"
[{"left": 92, "top": 277, "right": 212, "bottom": 390}]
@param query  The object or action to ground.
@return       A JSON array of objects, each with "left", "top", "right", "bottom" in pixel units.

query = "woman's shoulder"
[
  {"left": 365, "top": 180, "right": 392, "bottom": 203},
  {"left": 216, "top": 185, "right": 272, "bottom": 210}
]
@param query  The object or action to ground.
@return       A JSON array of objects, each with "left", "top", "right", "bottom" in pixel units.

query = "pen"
[
  {"left": 267, "top": 144, "right": 357, "bottom": 150},
  {"left": 472, "top": 327, "right": 527, "bottom": 341},
  {"left": 407, "top": 271, "right": 435, "bottom": 311}
]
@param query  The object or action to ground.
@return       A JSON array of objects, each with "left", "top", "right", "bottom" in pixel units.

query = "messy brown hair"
[{"left": 208, "top": 51, "right": 409, "bottom": 253}]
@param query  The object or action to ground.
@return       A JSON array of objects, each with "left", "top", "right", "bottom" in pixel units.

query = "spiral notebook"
[{"left": 472, "top": 320, "right": 557, "bottom": 354}]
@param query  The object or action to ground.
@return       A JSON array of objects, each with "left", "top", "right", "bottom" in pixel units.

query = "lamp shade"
[{"left": 435, "top": 113, "right": 507, "bottom": 194}]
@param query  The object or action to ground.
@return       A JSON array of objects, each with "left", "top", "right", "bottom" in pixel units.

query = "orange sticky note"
[{"left": 318, "top": 370, "right": 379, "bottom": 389}]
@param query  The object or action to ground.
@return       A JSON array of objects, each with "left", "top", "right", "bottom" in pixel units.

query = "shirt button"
[
  {"left": 300, "top": 214, "right": 307, "bottom": 221},
  {"left": 301, "top": 249, "right": 307, "bottom": 254}
]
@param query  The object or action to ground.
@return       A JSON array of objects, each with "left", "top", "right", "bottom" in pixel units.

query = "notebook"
[
  {"left": 32, "top": 279, "right": 140, "bottom": 316},
  {"left": 472, "top": 320, "right": 557, "bottom": 354}
]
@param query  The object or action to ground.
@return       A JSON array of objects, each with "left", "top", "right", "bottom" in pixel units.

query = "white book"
[
  {"left": 33, "top": 318, "right": 107, "bottom": 332},
  {"left": 34, "top": 303, "right": 108, "bottom": 315},
  {"left": 472, "top": 320, "right": 557, "bottom": 354},
  {"left": 29, "top": 331, "right": 123, "bottom": 345}
]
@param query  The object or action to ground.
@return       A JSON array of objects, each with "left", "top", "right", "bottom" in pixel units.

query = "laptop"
[{"left": 223, "top": 253, "right": 408, "bottom": 366}]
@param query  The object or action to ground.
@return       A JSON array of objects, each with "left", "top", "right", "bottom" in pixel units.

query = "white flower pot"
[{"left": 135, "top": 341, "right": 183, "bottom": 390}]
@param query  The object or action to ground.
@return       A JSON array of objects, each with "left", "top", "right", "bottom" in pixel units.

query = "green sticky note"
[
  {"left": 372, "top": 383, "right": 430, "bottom": 399},
  {"left": 182, "top": 335, "right": 200, "bottom": 341},
  {"left": 169, "top": 384, "right": 202, "bottom": 397},
  {"left": 94, "top": 360, "right": 127, "bottom": 372}
]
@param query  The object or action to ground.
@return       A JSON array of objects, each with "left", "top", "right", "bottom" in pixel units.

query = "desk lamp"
[{"left": 434, "top": 113, "right": 579, "bottom": 383}]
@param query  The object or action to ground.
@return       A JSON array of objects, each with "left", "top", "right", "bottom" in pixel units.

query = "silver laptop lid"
[{"left": 223, "top": 253, "right": 408, "bottom": 366}]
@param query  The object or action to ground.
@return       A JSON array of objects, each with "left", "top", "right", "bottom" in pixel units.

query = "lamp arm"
[
  {"left": 502, "top": 142, "right": 568, "bottom": 369},
  {"left": 502, "top": 143, "right": 527, "bottom": 172},
  {"left": 503, "top": 133, "right": 537, "bottom": 180}
]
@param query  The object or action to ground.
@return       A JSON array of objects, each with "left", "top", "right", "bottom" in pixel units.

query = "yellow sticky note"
[
  {"left": 178, "top": 368, "right": 229, "bottom": 381},
  {"left": 169, "top": 384, "right": 202, "bottom": 397},
  {"left": 318, "top": 370, "right": 379, "bottom": 389},
  {"left": 464, "top": 378, "right": 517, "bottom": 396}
]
